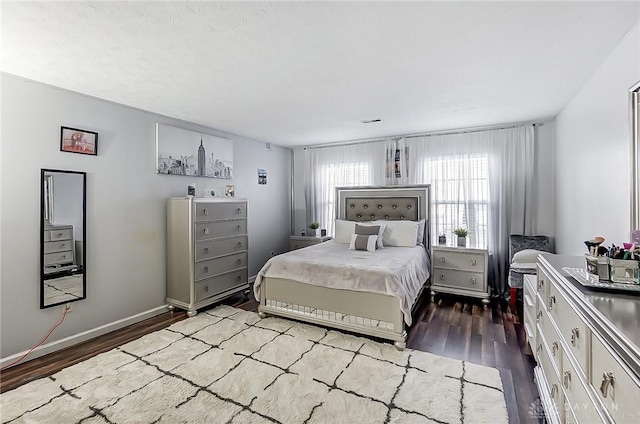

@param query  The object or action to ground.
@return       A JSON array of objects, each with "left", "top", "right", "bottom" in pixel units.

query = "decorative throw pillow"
[
  {"left": 349, "top": 234, "right": 378, "bottom": 252},
  {"left": 334, "top": 220, "right": 356, "bottom": 243},
  {"left": 416, "top": 219, "right": 426, "bottom": 245},
  {"left": 355, "top": 223, "right": 385, "bottom": 248}
]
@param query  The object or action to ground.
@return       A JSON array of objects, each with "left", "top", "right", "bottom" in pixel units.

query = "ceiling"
[{"left": 1, "top": 1, "right": 638, "bottom": 147}]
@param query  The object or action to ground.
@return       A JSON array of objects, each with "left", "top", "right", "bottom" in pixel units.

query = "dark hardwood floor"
[{"left": 0, "top": 292, "right": 540, "bottom": 423}]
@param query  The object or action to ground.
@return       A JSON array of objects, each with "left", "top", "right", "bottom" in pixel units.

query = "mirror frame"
[
  {"left": 40, "top": 168, "right": 87, "bottom": 309},
  {"left": 630, "top": 81, "right": 640, "bottom": 232}
]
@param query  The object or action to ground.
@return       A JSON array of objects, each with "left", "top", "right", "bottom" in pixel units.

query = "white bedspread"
[{"left": 253, "top": 241, "right": 431, "bottom": 326}]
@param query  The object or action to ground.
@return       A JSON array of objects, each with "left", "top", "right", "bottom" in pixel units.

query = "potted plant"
[
  {"left": 453, "top": 228, "right": 469, "bottom": 247},
  {"left": 308, "top": 221, "right": 320, "bottom": 237}
]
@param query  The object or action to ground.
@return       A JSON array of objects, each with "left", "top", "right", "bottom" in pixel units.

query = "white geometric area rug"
[{"left": 1, "top": 306, "right": 508, "bottom": 424}]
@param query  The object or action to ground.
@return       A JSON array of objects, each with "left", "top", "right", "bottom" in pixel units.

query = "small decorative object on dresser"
[
  {"left": 431, "top": 245, "right": 489, "bottom": 305},
  {"left": 289, "top": 235, "right": 332, "bottom": 251},
  {"left": 452, "top": 227, "right": 468, "bottom": 247},
  {"left": 166, "top": 197, "right": 249, "bottom": 317},
  {"left": 307, "top": 221, "right": 320, "bottom": 237}
]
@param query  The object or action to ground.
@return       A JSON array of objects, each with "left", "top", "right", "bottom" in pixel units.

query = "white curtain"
[{"left": 305, "top": 125, "right": 536, "bottom": 297}]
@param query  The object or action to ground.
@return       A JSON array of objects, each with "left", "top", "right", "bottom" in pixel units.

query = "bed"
[{"left": 254, "top": 185, "right": 431, "bottom": 350}]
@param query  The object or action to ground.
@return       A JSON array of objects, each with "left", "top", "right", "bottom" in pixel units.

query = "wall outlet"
[{"left": 63, "top": 303, "right": 72, "bottom": 313}]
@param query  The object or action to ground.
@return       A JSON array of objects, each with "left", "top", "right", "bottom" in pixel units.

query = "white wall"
[
  {"left": 555, "top": 24, "right": 639, "bottom": 255},
  {"left": 0, "top": 73, "right": 292, "bottom": 359}
]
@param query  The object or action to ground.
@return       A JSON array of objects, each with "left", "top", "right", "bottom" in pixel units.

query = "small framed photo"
[
  {"left": 225, "top": 185, "right": 235, "bottom": 197},
  {"left": 60, "top": 126, "right": 98, "bottom": 155}
]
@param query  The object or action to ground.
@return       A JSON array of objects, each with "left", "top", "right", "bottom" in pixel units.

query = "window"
[
  {"left": 319, "top": 162, "right": 370, "bottom": 235},
  {"left": 427, "top": 154, "right": 489, "bottom": 248}
]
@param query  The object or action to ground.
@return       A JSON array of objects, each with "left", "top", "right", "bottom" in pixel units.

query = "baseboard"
[{"left": 0, "top": 305, "right": 169, "bottom": 369}]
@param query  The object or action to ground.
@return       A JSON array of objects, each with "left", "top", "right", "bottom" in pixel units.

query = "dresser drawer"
[
  {"left": 47, "top": 228, "right": 72, "bottom": 241},
  {"left": 195, "top": 236, "right": 247, "bottom": 261},
  {"left": 590, "top": 334, "right": 640, "bottom": 424},
  {"left": 547, "top": 282, "right": 588, "bottom": 372},
  {"left": 195, "top": 252, "right": 247, "bottom": 281},
  {"left": 539, "top": 308, "right": 563, "bottom": 374},
  {"left": 195, "top": 219, "right": 246, "bottom": 241},
  {"left": 537, "top": 335, "right": 564, "bottom": 423},
  {"left": 44, "top": 240, "right": 73, "bottom": 254},
  {"left": 195, "top": 202, "right": 246, "bottom": 222},
  {"left": 432, "top": 250, "right": 485, "bottom": 272},
  {"left": 523, "top": 307, "right": 536, "bottom": 355},
  {"left": 432, "top": 268, "right": 485, "bottom": 292},
  {"left": 44, "top": 250, "right": 74, "bottom": 266},
  {"left": 561, "top": 350, "right": 604, "bottom": 424},
  {"left": 195, "top": 270, "right": 247, "bottom": 302},
  {"left": 523, "top": 281, "right": 537, "bottom": 330}
]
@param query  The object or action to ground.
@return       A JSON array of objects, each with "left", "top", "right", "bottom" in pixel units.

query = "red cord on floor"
[{"left": 1, "top": 307, "right": 69, "bottom": 371}]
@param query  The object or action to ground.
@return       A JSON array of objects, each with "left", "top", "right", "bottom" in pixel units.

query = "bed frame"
[{"left": 258, "top": 185, "right": 431, "bottom": 350}]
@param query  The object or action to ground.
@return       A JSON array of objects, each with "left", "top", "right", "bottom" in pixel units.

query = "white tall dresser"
[{"left": 167, "top": 197, "right": 249, "bottom": 317}]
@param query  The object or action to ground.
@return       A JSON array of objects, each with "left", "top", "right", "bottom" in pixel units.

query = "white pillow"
[
  {"left": 375, "top": 220, "right": 419, "bottom": 247},
  {"left": 349, "top": 234, "right": 378, "bottom": 252},
  {"left": 512, "top": 249, "right": 546, "bottom": 264},
  {"left": 334, "top": 219, "right": 356, "bottom": 243},
  {"left": 355, "top": 222, "right": 386, "bottom": 249},
  {"left": 416, "top": 219, "right": 426, "bottom": 245}
]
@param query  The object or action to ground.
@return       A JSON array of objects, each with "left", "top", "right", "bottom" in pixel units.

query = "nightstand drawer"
[
  {"left": 290, "top": 236, "right": 332, "bottom": 251},
  {"left": 47, "top": 228, "right": 73, "bottom": 241},
  {"left": 195, "top": 202, "right": 246, "bottom": 221},
  {"left": 433, "top": 268, "right": 485, "bottom": 292},
  {"left": 432, "top": 250, "right": 485, "bottom": 272},
  {"left": 44, "top": 240, "right": 73, "bottom": 254}
]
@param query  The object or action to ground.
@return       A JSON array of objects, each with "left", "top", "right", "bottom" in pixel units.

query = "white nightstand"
[
  {"left": 289, "top": 236, "right": 332, "bottom": 251},
  {"left": 431, "top": 246, "right": 489, "bottom": 305}
]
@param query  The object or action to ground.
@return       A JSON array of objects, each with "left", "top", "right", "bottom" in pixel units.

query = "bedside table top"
[{"left": 290, "top": 235, "right": 333, "bottom": 242}]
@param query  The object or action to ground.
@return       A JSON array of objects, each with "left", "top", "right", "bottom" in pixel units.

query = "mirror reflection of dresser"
[{"left": 40, "top": 169, "right": 86, "bottom": 308}]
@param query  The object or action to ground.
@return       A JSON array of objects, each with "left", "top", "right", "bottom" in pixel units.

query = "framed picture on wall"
[{"left": 60, "top": 126, "right": 98, "bottom": 156}]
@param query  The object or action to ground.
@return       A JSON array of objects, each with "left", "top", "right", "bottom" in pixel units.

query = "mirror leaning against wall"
[{"left": 40, "top": 169, "right": 86, "bottom": 308}]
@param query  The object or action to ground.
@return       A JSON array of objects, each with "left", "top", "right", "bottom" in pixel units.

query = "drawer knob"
[
  {"left": 471, "top": 278, "right": 476, "bottom": 285},
  {"left": 203, "top": 228, "right": 209, "bottom": 235},
  {"left": 548, "top": 295, "right": 556, "bottom": 310},
  {"left": 550, "top": 384, "right": 558, "bottom": 398},
  {"left": 600, "top": 372, "right": 614, "bottom": 398},
  {"left": 552, "top": 341, "right": 558, "bottom": 356},
  {"left": 536, "top": 344, "right": 542, "bottom": 356},
  {"left": 61, "top": 255, "right": 66, "bottom": 259},
  {"left": 440, "top": 257, "right": 445, "bottom": 263},
  {"left": 538, "top": 279, "right": 544, "bottom": 291},
  {"left": 570, "top": 328, "right": 580, "bottom": 346},
  {"left": 237, "top": 224, "right": 242, "bottom": 230},
  {"left": 203, "top": 208, "right": 208, "bottom": 215},
  {"left": 58, "top": 233, "right": 63, "bottom": 237},
  {"left": 536, "top": 310, "right": 542, "bottom": 322},
  {"left": 440, "top": 273, "right": 445, "bottom": 280},
  {"left": 236, "top": 275, "right": 242, "bottom": 281},
  {"left": 203, "top": 266, "right": 209, "bottom": 273},
  {"left": 237, "top": 241, "right": 242, "bottom": 247},
  {"left": 237, "top": 208, "right": 242, "bottom": 214},
  {"left": 203, "top": 285, "right": 209, "bottom": 292},
  {"left": 563, "top": 371, "right": 571, "bottom": 389},
  {"left": 471, "top": 259, "right": 476, "bottom": 266},
  {"left": 237, "top": 258, "right": 242, "bottom": 264},
  {"left": 204, "top": 247, "right": 209, "bottom": 254}
]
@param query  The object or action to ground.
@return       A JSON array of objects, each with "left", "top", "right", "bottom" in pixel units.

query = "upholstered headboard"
[{"left": 335, "top": 185, "right": 431, "bottom": 248}]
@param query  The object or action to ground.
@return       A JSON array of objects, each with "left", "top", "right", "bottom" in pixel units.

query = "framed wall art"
[
  {"left": 60, "top": 126, "right": 98, "bottom": 156},
  {"left": 156, "top": 123, "right": 233, "bottom": 179}
]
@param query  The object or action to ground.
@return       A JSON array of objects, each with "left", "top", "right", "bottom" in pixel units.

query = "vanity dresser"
[
  {"left": 527, "top": 254, "right": 639, "bottom": 423},
  {"left": 166, "top": 197, "right": 249, "bottom": 317}
]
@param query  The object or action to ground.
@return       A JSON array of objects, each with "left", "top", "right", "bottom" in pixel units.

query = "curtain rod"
[{"left": 302, "top": 118, "right": 552, "bottom": 150}]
